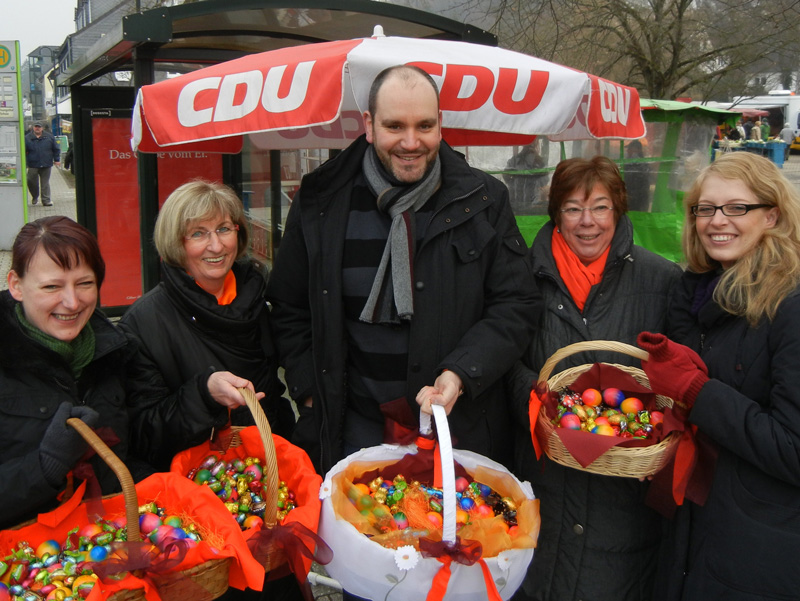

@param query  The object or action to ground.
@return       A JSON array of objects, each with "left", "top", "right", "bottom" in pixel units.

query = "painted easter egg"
[
  {"left": 35, "top": 540, "right": 61, "bottom": 559},
  {"left": 581, "top": 388, "right": 602, "bottom": 407},
  {"left": 602, "top": 388, "right": 625, "bottom": 407},
  {"left": 138, "top": 512, "right": 162, "bottom": 535},
  {"left": 559, "top": 413, "right": 582, "bottom": 430},
  {"left": 621, "top": 397, "right": 645, "bottom": 414}
]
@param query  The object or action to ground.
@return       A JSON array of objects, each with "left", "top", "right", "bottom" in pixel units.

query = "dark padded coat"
[
  {"left": 508, "top": 217, "right": 682, "bottom": 601},
  {"left": 0, "top": 291, "right": 132, "bottom": 529},
  {"left": 119, "top": 260, "right": 289, "bottom": 472},
  {"left": 24, "top": 130, "right": 60, "bottom": 168},
  {"left": 654, "top": 271, "right": 800, "bottom": 601},
  {"left": 266, "top": 135, "right": 537, "bottom": 474}
]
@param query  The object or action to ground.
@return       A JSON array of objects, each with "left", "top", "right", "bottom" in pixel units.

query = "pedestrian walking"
[
  {"left": 779, "top": 122, "right": 794, "bottom": 161},
  {"left": 25, "top": 121, "right": 61, "bottom": 206}
]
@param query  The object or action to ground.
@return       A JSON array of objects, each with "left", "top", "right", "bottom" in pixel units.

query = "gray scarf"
[{"left": 360, "top": 147, "right": 442, "bottom": 324}]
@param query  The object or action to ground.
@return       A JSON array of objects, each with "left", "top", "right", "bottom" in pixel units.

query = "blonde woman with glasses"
[
  {"left": 508, "top": 155, "right": 681, "bottom": 601},
  {"left": 120, "top": 180, "right": 295, "bottom": 473},
  {"left": 638, "top": 151, "right": 800, "bottom": 601}
]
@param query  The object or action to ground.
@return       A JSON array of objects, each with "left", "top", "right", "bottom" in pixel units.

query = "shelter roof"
[{"left": 56, "top": 0, "right": 496, "bottom": 89}]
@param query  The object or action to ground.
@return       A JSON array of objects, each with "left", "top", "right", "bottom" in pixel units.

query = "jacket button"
[
  {"left": 411, "top": 363, "right": 421, "bottom": 373},
  {"left": 468, "top": 249, "right": 476, "bottom": 256},
  {"left": 322, "top": 369, "right": 327, "bottom": 374},
  {"left": 464, "top": 208, "right": 470, "bottom": 213},
  {"left": 322, "top": 289, "right": 328, "bottom": 294},
  {"left": 445, "top": 218, "right": 451, "bottom": 223},
  {"left": 469, "top": 366, "right": 477, "bottom": 373},
  {"left": 482, "top": 195, "right": 488, "bottom": 201},
  {"left": 557, "top": 304, "right": 564, "bottom": 310},
  {"left": 573, "top": 524, "right": 584, "bottom": 535},
  {"left": 415, "top": 281, "right": 424, "bottom": 290},
  {"left": 39, "top": 406, "right": 48, "bottom": 414}
]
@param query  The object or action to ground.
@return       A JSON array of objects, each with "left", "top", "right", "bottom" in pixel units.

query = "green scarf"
[{"left": 15, "top": 304, "right": 96, "bottom": 378}]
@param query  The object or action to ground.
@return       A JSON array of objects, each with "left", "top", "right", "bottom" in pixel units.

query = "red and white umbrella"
[{"left": 132, "top": 27, "right": 645, "bottom": 152}]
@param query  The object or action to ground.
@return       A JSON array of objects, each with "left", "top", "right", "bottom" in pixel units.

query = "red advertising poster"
[
  {"left": 92, "top": 118, "right": 142, "bottom": 307},
  {"left": 156, "top": 149, "right": 223, "bottom": 207},
  {"left": 92, "top": 117, "right": 223, "bottom": 308}
]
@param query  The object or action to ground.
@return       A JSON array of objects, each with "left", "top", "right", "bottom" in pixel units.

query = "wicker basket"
[
  {"left": 66, "top": 419, "right": 231, "bottom": 601},
  {"left": 228, "top": 388, "right": 287, "bottom": 574},
  {"left": 534, "top": 340, "right": 681, "bottom": 478}
]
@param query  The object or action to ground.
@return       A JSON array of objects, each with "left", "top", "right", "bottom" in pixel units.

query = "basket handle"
[
  {"left": 418, "top": 405, "right": 457, "bottom": 545},
  {"left": 66, "top": 417, "right": 140, "bottom": 542},
  {"left": 237, "top": 388, "right": 279, "bottom": 528},
  {"left": 537, "top": 340, "right": 650, "bottom": 384}
]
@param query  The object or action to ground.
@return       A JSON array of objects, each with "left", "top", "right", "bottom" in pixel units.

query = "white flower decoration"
[
  {"left": 393, "top": 545, "right": 420, "bottom": 571},
  {"left": 319, "top": 481, "right": 332, "bottom": 500},
  {"left": 496, "top": 550, "right": 514, "bottom": 573}
]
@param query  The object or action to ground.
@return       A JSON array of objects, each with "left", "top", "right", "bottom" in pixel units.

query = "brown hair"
[
  {"left": 11, "top": 216, "right": 105, "bottom": 287},
  {"left": 154, "top": 180, "right": 249, "bottom": 267},
  {"left": 548, "top": 156, "right": 628, "bottom": 226}
]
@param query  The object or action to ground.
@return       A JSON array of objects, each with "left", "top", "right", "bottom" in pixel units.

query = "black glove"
[{"left": 39, "top": 403, "right": 99, "bottom": 487}]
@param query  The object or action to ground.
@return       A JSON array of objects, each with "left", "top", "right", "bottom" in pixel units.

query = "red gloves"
[{"left": 637, "top": 332, "right": 709, "bottom": 409}]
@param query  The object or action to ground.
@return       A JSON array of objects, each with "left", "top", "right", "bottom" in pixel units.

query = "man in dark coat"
[
  {"left": 25, "top": 121, "right": 61, "bottom": 206},
  {"left": 266, "top": 65, "right": 536, "bottom": 476}
]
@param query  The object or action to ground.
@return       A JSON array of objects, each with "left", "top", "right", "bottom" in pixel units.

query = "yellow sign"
[{"left": 0, "top": 46, "right": 10, "bottom": 68}]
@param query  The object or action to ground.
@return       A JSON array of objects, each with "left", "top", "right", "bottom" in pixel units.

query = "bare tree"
[{"left": 452, "top": 0, "right": 800, "bottom": 99}]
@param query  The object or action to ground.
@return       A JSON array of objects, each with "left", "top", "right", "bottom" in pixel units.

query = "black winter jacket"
[
  {"left": 266, "top": 135, "right": 536, "bottom": 474},
  {"left": 655, "top": 271, "right": 800, "bottom": 601},
  {"left": 508, "top": 218, "right": 682, "bottom": 601},
  {"left": 119, "top": 261, "right": 290, "bottom": 472},
  {"left": 0, "top": 291, "right": 132, "bottom": 529}
]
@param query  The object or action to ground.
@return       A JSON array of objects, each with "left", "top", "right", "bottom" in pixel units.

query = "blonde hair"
[
  {"left": 154, "top": 180, "right": 249, "bottom": 267},
  {"left": 683, "top": 152, "right": 800, "bottom": 325}
]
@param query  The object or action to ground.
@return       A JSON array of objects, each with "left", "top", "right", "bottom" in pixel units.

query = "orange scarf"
[
  {"left": 195, "top": 270, "right": 237, "bottom": 305},
  {"left": 551, "top": 228, "right": 609, "bottom": 312}
]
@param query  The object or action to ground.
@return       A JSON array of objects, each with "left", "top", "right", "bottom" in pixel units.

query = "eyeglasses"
[
  {"left": 691, "top": 203, "right": 773, "bottom": 217},
  {"left": 559, "top": 205, "right": 613, "bottom": 220},
  {"left": 184, "top": 224, "right": 239, "bottom": 243}
]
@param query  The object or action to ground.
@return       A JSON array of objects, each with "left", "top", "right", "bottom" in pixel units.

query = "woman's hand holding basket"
[{"left": 637, "top": 332, "right": 709, "bottom": 409}]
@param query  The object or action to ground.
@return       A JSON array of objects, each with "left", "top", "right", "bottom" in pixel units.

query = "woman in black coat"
[
  {"left": 639, "top": 152, "right": 800, "bottom": 600},
  {"left": 509, "top": 157, "right": 681, "bottom": 601},
  {"left": 1, "top": 217, "right": 132, "bottom": 528},
  {"left": 120, "top": 180, "right": 293, "bottom": 472},
  {"left": 120, "top": 180, "right": 300, "bottom": 601}
]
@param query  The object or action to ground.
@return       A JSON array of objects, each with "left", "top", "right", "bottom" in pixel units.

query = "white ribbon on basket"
[{"left": 419, "top": 404, "right": 457, "bottom": 545}]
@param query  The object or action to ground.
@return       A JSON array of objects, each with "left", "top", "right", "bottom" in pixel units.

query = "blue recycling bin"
[{"left": 766, "top": 141, "right": 785, "bottom": 168}]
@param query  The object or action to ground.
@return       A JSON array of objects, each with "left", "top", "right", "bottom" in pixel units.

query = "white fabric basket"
[{"left": 318, "top": 405, "right": 536, "bottom": 600}]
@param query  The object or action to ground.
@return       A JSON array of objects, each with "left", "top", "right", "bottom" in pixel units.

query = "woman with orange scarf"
[{"left": 508, "top": 156, "right": 681, "bottom": 601}]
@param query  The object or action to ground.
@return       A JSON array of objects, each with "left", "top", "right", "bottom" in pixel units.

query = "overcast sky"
[{"left": 2, "top": 0, "right": 76, "bottom": 60}]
